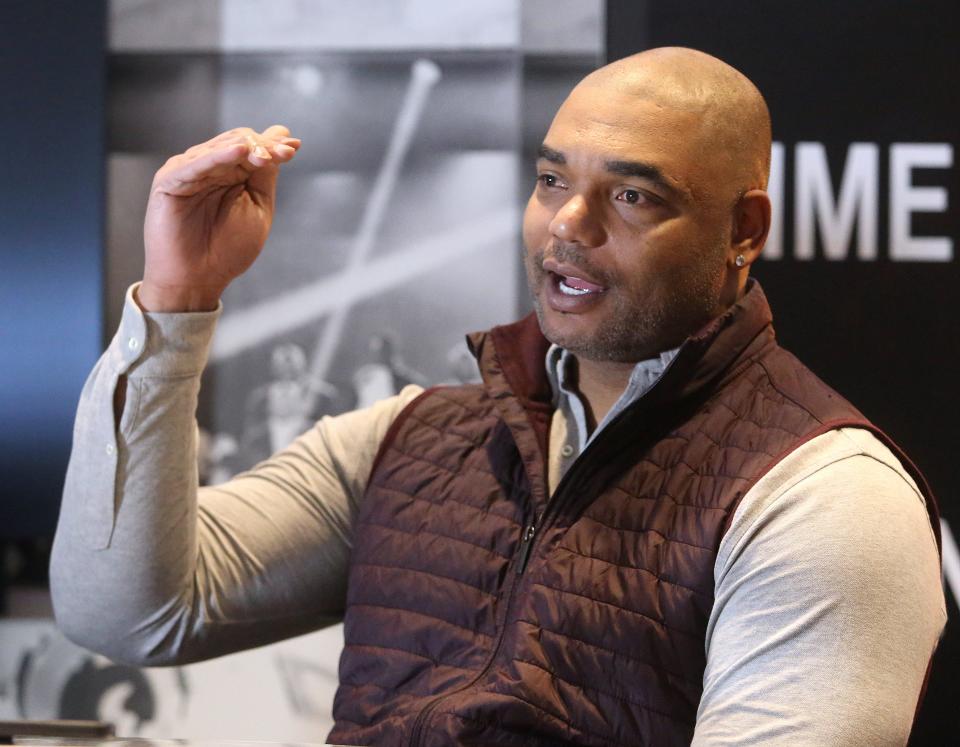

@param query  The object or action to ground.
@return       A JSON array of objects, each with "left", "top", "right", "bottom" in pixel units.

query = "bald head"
[
  {"left": 524, "top": 46, "right": 774, "bottom": 362},
  {"left": 578, "top": 47, "right": 772, "bottom": 195}
]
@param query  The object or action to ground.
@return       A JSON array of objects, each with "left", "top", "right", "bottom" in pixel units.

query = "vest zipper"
[
  {"left": 410, "top": 426, "right": 630, "bottom": 740},
  {"left": 516, "top": 522, "right": 537, "bottom": 574},
  {"left": 409, "top": 350, "right": 688, "bottom": 743},
  {"left": 511, "top": 346, "right": 688, "bottom": 584},
  {"left": 406, "top": 390, "right": 664, "bottom": 742},
  {"left": 408, "top": 512, "right": 540, "bottom": 745}
]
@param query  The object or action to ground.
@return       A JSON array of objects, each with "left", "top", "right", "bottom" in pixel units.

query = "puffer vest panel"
[
  {"left": 405, "top": 357, "right": 868, "bottom": 747},
  {"left": 328, "top": 285, "right": 933, "bottom": 746},
  {"left": 427, "top": 355, "right": 862, "bottom": 747},
  {"left": 329, "top": 387, "right": 532, "bottom": 744}
]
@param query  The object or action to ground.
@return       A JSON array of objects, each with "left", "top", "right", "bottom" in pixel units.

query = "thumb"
[{"left": 246, "top": 161, "right": 280, "bottom": 211}]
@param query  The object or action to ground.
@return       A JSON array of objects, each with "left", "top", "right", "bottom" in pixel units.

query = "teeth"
[{"left": 558, "top": 278, "right": 591, "bottom": 296}]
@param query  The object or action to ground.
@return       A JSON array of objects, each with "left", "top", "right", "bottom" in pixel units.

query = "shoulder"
[
  {"left": 388, "top": 382, "right": 494, "bottom": 431},
  {"left": 300, "top": 384, "right": 426, "bottom": 467},
  {"left": 715, "top": 429, "right": 943, "bottom": 645},
  {"left": 365, "top": 382, "right": 497, "bottom": 470},
  {"left": 720, "top": 428, "right": 935, "bottom": 572},
  {"left": 699, "top": 428, "right": 946, "bottom": 745},
  {"left": 750, "top": 344, "right": 868, "bottom": 428}
]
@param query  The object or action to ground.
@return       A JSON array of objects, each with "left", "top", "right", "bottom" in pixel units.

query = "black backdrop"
[{"left": 606, "top": 1, "right": 958, "bottom": 743}]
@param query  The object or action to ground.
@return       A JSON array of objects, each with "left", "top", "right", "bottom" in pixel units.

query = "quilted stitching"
[{"left": 331, "top": 297, "right": 873, "bottom": 747}]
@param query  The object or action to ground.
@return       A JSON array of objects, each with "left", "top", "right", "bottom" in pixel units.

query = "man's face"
[{"left": 522, "top": 83, "right": 736, "bottom": 363}]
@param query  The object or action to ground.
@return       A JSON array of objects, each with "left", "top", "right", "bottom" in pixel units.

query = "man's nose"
[{"left": 547, "top": 194, "right": 606, "bottom": 248}]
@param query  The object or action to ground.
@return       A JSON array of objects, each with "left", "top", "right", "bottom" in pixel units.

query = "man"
[{"left": 51, "top": 48, "right": 945, "bottom": 745}]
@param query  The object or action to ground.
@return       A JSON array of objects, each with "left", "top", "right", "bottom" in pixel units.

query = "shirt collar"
[
  {"left": 546, "top": 344, "right": 679, "bottom": 401},
  {"left": 545, "top": 343, "right": 681, "bottom": 447}
]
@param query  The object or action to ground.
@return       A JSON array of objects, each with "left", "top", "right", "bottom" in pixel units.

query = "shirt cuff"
[{"left": 111, "top": 282, "right": 223, "bottom": 379}]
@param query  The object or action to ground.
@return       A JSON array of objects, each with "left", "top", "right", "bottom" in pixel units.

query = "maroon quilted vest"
[{"left": 328, "top": 282, "right": 938, "bottom": 747}]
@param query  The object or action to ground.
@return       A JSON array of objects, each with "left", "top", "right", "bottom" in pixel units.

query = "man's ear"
[{"left": 728, "top": 189, "right": 771, "bottom": 268}]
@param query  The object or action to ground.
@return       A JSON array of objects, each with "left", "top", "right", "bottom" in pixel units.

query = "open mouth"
[
  {"left": 540, "top": 258, "right": 608, "bottom": 312},
  {"left": 554, "top": 272, "right": 606, "bottom": 296}
]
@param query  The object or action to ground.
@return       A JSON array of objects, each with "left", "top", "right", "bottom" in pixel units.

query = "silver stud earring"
[{"left": 735, "top": 254, "right": 746, "bottom": 268}]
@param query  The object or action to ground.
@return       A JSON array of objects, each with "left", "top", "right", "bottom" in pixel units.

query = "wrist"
[{"left": 136, "top": 280, "right": 222, "bottom": 313}]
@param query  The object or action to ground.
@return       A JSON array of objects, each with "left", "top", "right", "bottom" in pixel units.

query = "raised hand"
[{"left": 139, "top": 125, "right": 301, "bottom": 312}]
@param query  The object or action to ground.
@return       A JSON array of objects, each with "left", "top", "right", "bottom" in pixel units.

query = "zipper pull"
[{"left": 516, "top": 523, "right": 537, "bottom": 575}]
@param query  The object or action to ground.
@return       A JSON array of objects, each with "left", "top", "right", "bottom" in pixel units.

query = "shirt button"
[
  {"left": 105, "top": 443, "right": 115, "bottom": 456},
  {"left": 560, "top": 444, "right": 575, "bottom": 458},
  {"left": 128, "top": 337, "right": 140, "bottom": 351}
]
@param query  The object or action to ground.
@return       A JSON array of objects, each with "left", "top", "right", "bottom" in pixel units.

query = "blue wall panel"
[{"left": 0, "top": 1, "right": 105, "bottom": 537}]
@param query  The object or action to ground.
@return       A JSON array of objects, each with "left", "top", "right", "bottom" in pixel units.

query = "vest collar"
[{"left": 467, "top": 279, "right": 775, "bottom": 413}]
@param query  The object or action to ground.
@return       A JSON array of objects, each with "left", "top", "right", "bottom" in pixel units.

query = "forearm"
[
  {"left": 51, "top": 287, "right": 348, "bottom": 664},
  {"left": 51, "top": 285, "right": 222, "bottom": 662},
  {"left": 51, "top": 285, "right": 421, "bottom": 665}
]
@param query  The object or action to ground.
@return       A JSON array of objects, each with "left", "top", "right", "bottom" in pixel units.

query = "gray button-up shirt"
[
  {"left": 545, "top": 343, "right": 678, "bottom": 490},
  {"left": 50, "top": 287, "right": 945, "bottom": 745}
]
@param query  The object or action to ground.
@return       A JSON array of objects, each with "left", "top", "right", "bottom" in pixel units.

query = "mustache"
[{"left": 534, "top": 242, "right": 613, "bottom": 285}]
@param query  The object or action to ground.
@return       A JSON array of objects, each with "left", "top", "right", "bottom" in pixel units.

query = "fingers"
[
  {"left": 243, "top": 125, "right": 301, "bottom": 165},
  {"left": 246, "top": 128, "right": 299, "bottom": 202},
  {"left": 261, "top": 124, "right": 291, "bottom": 139},
  {"left": 182, "top": 125, "right": 301, "bottom": 164},
  {"left": 245, "top": 134, "right": 275, "bottom": 164},
  {"left": 154, "top": 126, "right": 301, "bottom": 195},
  {"left": 155, "top": 142, "right": 250, "bottom": 195}
]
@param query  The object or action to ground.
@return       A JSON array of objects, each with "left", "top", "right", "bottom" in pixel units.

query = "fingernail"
[
  {"left": 253, "top": 145, "right": 271, "bottom": 159},
  {"left": 280, "top": 137, "right": 301, "bottom": 145},
  {"left": 275, "top": 143, "right": 295, "bottom": 157}
]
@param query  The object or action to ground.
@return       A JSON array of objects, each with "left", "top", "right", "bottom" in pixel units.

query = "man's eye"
[
  {"left": 617, "top": 188, "right": 645, "bottom": 205},
  {"left": 538, "top": 173, "right": 560, "bottom": 188}
]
